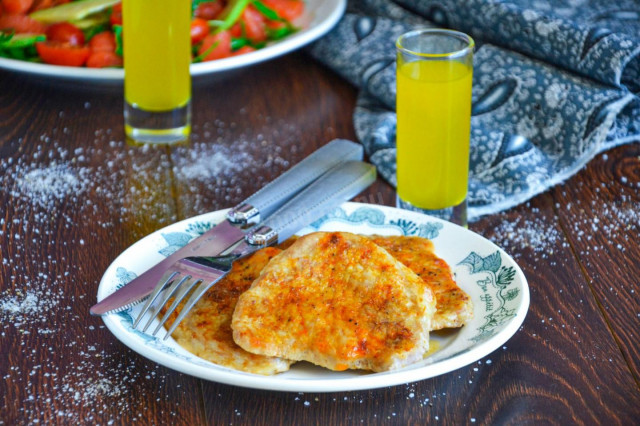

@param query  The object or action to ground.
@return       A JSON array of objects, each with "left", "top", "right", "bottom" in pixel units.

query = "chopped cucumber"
[
  {"left": 30, "top": 0, "right": 120, "bottom": 24},
  {"left": 70, "top": 11, "right": 111, "bottom": 29}
]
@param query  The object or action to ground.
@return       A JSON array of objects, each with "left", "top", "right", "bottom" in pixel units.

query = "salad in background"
[{"left": 0, "top": 0, "right": 304, "bottom": 67}]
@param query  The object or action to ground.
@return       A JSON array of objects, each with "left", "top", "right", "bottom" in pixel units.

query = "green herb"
[
  {"left": 231, "top": 37, "right": 249, "bottom": 51},
  {"left": 193, "top": 40, "right": 220, "bottom": 62},
  {"left": 113, "top": 24, "right": 123, "bottom": 57},
  {"left": 207, "top": 19, "right": 226, "bottom": 28},
  {"left": 0, "top": 33, "right": 46, "bottom": 61},
  {"left": 0, "top": 32, "right": 14, "bottom": 44},
  {"left": 251, "top": 0, "right": 282, "bottom": 21},
  {"left": 211, "top": 0, "right": 250, "bottom": 31},
  {"left": 266, "top": 24, "right": 297, "bottom": 40}
]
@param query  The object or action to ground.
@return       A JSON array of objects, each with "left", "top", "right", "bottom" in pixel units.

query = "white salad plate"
[
  {"left": 0, "top": 0, "right": 345, "bottom": 84},
  {"left": 97, "top": 202, "right": 529, "bottom": 392}
]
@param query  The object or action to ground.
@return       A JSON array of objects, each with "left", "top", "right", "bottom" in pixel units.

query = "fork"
[
  {"left": 132, "top": 161, "right": 377, "bottom": 339},
  {"left": 132, "top": 255, "right": 236, "bottom": 336}
]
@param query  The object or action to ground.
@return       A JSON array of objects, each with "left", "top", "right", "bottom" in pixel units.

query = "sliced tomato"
[
  {"left": 190, "top": 18, "right": 209, "bottom": 45},
  {"left": 194, "top": 1, "right": 223, "bottom": 20},
  {"left": 265, "top": 20, "right": 286, "bottom": 30},
  {"left": 1, "top": 0, "right": 34, "bottom": 14},
  {"left": 46, "top": 22, "right": 85, "bottom": 46},
  {"left": 30, "top": 0, "right": 52, "bottom": 11},
  {"left": 89, "top": 31, "right": 116, "bottom": 52},
  {"left": 261, "top": 0, "right": 303, "bottom": 22},
  {"left": 197, "top": 30, "right": 231, "bottom": 61},
  {"left": 87, "top": 31, "right": 120, "bottom": 67},
  {"left": 35, "top": 41, "right": 90, "bottom": 66},
  {"left": 86, "top": 51, "right": 122, "bottom": 68},
  {"left": 229, "top": 22, "right": 242, "bottom": 38},
  {"left": 231, "top": 45, "right": 255, "bottom": 56},
  {"left": 241, "top": 5, "right": 266, "bottom": 43},
  {"left": 0, "top": 13, "right": 47, "bottom": 34},
  {"left": 109, "top": 3, "right": 122, "bottom": 26}
]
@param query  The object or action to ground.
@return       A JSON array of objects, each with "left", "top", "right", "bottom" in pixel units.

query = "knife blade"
[
  {"left": 161, "top": 160, "right": 377, "bottom": 338},
  {"left": 90, "top": 139, "right": 363, "bottom": 315}
]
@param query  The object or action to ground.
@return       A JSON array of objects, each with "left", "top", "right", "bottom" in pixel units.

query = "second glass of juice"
[
  {"left": 395, "top": 29, "right": 474, "bottom": 227},
  {"left": 123, "top": 0, "right": 191, "bottom": 144}
]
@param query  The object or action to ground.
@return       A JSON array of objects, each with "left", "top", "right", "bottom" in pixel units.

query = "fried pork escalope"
[
  {"left": 165, "top": 231, "right": 472, "bottom": 375},
  {"left": 232, "top": 232, "right": 437, "bottom": 372},
  {"left": 161, "top": 247, "right": 293, "bottom": 375},
  {"left": 368, "top": 235, "right": 473, "bottom": 330}
]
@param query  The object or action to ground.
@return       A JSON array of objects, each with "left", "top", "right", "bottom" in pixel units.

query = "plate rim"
[{"left": 98, "top": 202, "right": 530, "bottom": 392}]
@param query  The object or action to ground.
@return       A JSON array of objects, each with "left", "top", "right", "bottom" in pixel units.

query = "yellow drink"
[
  {"left": 123, "top": 0, "right": 191, "bottom": 111},
  {"left": 396, "top": 60, "right": 472, "bottom": 210},
  {"left": 123, "top": 0, "right": 191, "bottom": 144}
]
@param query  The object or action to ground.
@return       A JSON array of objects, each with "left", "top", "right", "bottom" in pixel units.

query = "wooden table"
[{"left": 1, "top": 52, "right": 639, "bottom": 425}]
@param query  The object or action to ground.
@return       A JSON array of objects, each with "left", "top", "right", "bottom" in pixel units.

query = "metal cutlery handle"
[
  {"left": 227, "top": 139, "right": 363, "bottom": 223},
  {"left": 90, "top": 140, "right": 365, "bottom": 316},
  {"left": 245, "top": 161, "right": 377, "bottom": 246}
]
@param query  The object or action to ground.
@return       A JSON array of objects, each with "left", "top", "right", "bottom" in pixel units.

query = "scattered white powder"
[
  {"left": 63, "top": 377, "right": 123, "bottom": 401},
  {"left": 174, "top": 148, "right": 252, "bottom": 181},
  {"left": 480, "top": 207, "right": 565, "bottom": 259},
  {"left": 2, "top": 114, "right": 636, "bottom": 423},
  {"left": 480, "top": 197, "right": 639, "bottom": 262},
  {"left": 0, "top": 286, "right": 63, "bottom": 328},
  {"left": 0, "top": 115, "right": 305, "bottom": 423},
  {"left": 0, "top": 292, "right": 40, "bottom": 316},
  {"left": 167, "top": 136, "right": 292, "bottom": 215},
  {"left": 11, "top": 163, "right": 88, "bottom": 209}
]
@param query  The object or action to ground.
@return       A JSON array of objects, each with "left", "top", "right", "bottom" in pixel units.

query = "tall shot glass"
[
  {"left": 395, "top": 29, "right": 474, "bottom": 227},
  {"left": 123, "top": 0, "right": 191, "bottom": 144}
]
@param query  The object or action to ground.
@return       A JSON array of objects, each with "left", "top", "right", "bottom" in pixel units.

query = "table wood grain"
[{"left": 1, "top": 52, "right": 639, "bottom": 425}]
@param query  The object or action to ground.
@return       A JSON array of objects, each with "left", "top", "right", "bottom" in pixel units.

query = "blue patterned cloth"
[{"left": 308, "top": 0, "right": 640, "bottom": 220}]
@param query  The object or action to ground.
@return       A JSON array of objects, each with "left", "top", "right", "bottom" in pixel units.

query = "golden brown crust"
[
  {"left": 276, "top": 235, "right": 298, "bottom": 250},
  {"left": 162, "top": 247, "right": 294, "bottom": 375},
  {"left": 165, "top": 232, "right": 471, "bottom": 375},
  {"left": 368, "top": 235, "right": 473, "bottom": 330},
  {"left": 231, "top": 232, "right": 437, "bottom": 372}
]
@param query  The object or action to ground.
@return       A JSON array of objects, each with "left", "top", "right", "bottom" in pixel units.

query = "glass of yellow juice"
[
  {"left": 395, "top": 29, "right": 474, "bottom": 227},
  {"left": 123, "top": 0, "right": 191, "bottom": 144}
]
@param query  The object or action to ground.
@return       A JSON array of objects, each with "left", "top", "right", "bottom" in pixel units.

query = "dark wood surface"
[{"left": 1, "top": 52, "right": 639, "bottom": 425}]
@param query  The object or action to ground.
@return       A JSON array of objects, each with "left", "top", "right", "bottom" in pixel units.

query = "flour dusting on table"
[{"left": 0, "top": 116, "right": 304, "bottom": 423}]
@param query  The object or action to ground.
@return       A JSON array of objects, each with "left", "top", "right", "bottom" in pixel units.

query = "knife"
[
  {"left": 90, "top": 139, "right": 364, "bottom": 315},
  {"left": 158, "top": 161, "right": 378, "bottom": 338}
]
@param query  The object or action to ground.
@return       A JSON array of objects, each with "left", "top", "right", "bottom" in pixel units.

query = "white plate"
[
  {"left": 98, "top": 202, "right": 530, "bottom": 392},
  {"left": 0, "top": 0, "right": 345, "bottom": 85}
]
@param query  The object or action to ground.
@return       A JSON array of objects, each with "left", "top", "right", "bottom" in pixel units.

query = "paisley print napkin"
[{"left": 308, "top": 0, "right": 640, "bottom": 220}]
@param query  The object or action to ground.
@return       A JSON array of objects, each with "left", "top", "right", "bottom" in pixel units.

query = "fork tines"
[
  {"left": 132, "top": 257, "right": 232, "bottom": 340},
  {"left": 133, "top": 272, "right": 199, "bottom": 334}
]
